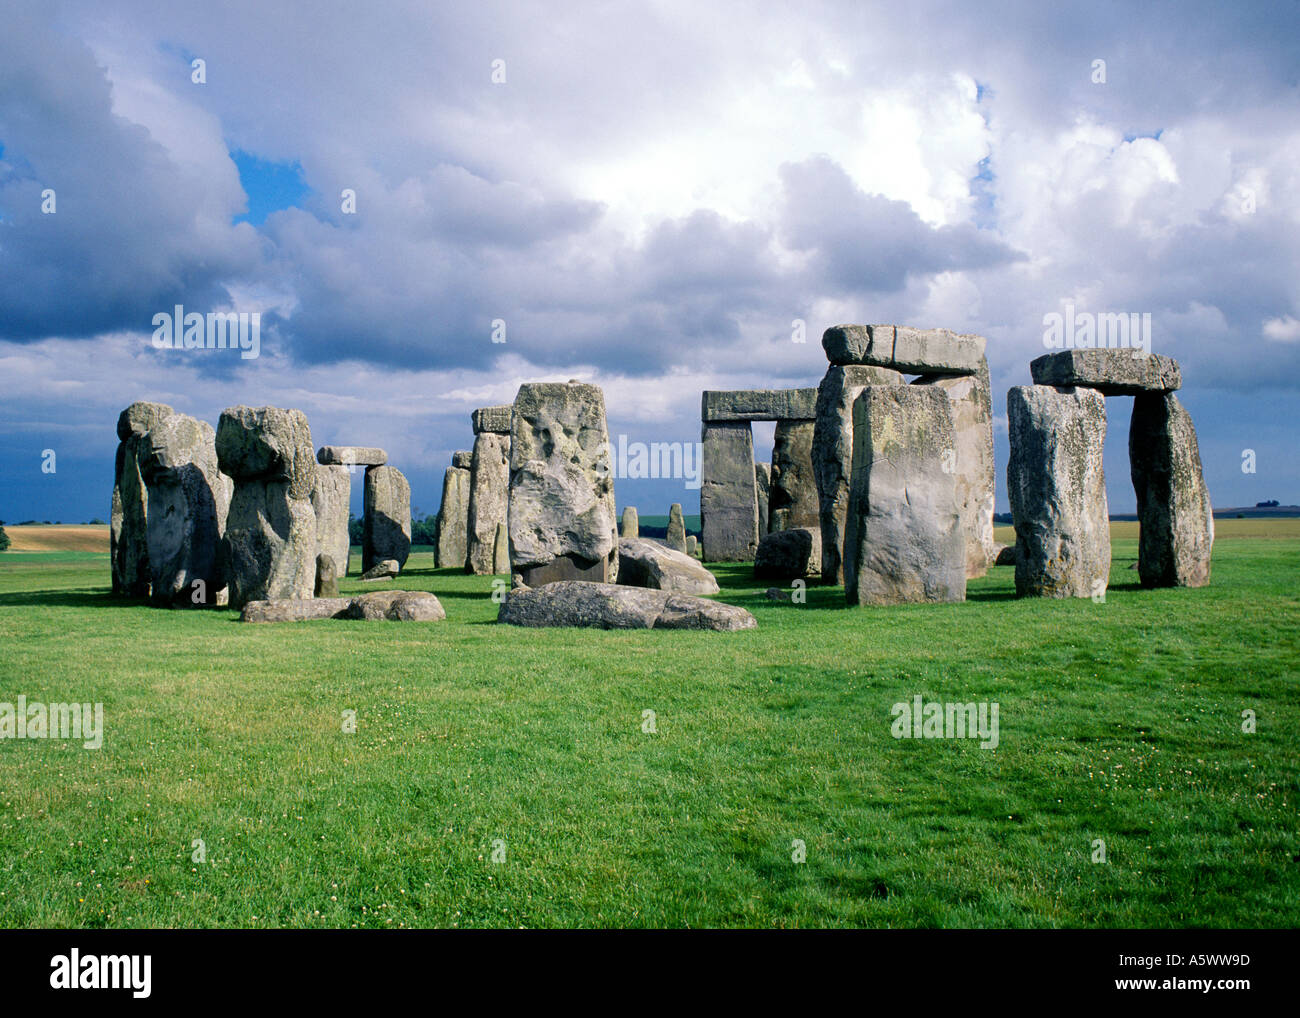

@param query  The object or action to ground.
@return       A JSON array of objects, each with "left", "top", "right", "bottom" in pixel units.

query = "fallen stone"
[
  {"left": 618, "top": 537, "right": 719, "bottom": 594},
  {"left": 363, "top": 465, "right": 411, "bottom": 572},
  {"left": 993, "top": 543, "right": 1017, "bottom": 566},
  {"left": 844, "top": 386, "right": 966, "bottom": 605},
  {"left": 499, "top": 581, "right": 755, "bottom": 631},
  {"left": 666, "top": 503, "right": 688, "bottom": 553},
  {"left": 360, "top": 559, "right": 400, "bottom": 581},
  {"left": 823, "top": 324, "right": 986, "bottom": 375},
  {"left": 1006, "top": 385, "right": 1110, "bottom": 598},
  {"left": 765, "top": 587, "right": 790, "bottom": 602},
  {"left": 311, "top": 463, "right": 351, "bottom": 577},
  {"left": 700, "top": 421, "right": 757, "bottom": 562},
  {"left": 620, "top": 506, "right": 639, "bottom": 539},
  {"left": 508, "top": 381, "right": 619, "bottom": 585},
  {"left": 345, "top": 590, "right": 446, "bottom": 621},
  {"left": 701, "top": 389, "right": 818, "bottom": 422},
  {"left": 240, "top": 597, "right": 353, "bottom": 623},
  {"left": 1029, "top": 349, "right": 1181, "bottom": 395},
  {"left": 754, "top": 527, "right": 821, "bottom": 581},
  {"left": 435, "top": 459, "right": 471, "bottom": 569},
  {"left": 471, "top": 405, "right": 513, "bottom": 435},
  {"left": 768, "top": 420, "right": 819, "bottom": 533},
  {"left": 1129, "top": 392, "right": 1213, "bottom": 587},
  {"left": 317, "top": 445, "right": 387, "bottom": 467},
  {"left": 812, "top": 364, "right": 904, "bottom": 585},
  {"left": 466, "top": 431, "right": 509, "bottom": 574}
]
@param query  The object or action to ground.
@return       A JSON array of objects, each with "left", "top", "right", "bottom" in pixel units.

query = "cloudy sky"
[{"left": 2, "top": 0, "right": 1298, "bottom": 524}]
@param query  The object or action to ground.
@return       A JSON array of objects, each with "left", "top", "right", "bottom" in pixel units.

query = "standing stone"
[
  {"left": 363, "top": 465, "right": 411, "bottom": 573},
  {"left": 112, "top": 401, "right": 175, "bottom": 597},
  {"left": 315, "top": 553, "right": 339, "bottom": 597},
  {"left": 812, "top": 364, "right": 903, "bottom": 584},
  {"left": 138, "top": 412, "right": 231, "bottom": 606},
  {"left": 466, "top": 432, "right": 509, "bottom": 574},
  {"left": 217, "top": 406, "right": 318, "bottom": 609},
  {"left": 686, "top": 535, "right": 698, "bottom": 557},
  {"left": 620, "top": 506, "right": 639, "bottom": 539},
  {"left": 844, "top": 387, "right": 965, "bottom": 606},
  {"left": 1130, "top": 393, "right": 1213, "bottom": 588},
  {"left": 700, "top": 421, "right": 757, "bottom": 561},
  {"left": 492, "top": 522, "right": 510, "bottom": 574},
  {"left": 1006, "top": 386, "right": 1110, "bottom": 599},
  {"left": 435, "top": 454, "right": 472, "bottom": 569},
  {"left": 755, "top": 463, "right": 771, "bottom": 534},
  {"left": 666, "top": 503, "right": 687, "bottom": 553},
  {"left": 912, "top": 358, "right": 996, "bottom": 578},
  {"left": 754, "top": 528, "right": 821, "bottom": 581},
  {"left": 507, "top": 381, "right": 619, "bottom": 585},
  {"left": 768, "top": 420, "right": 819, "bottom": 533},
  {"left": 311, "top": 464, "right": 351, "bottom": 578}
]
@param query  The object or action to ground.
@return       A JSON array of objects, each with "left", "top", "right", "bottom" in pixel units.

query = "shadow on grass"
[{"left": 0, "top": 588, "right": 147, "bottom": 609}]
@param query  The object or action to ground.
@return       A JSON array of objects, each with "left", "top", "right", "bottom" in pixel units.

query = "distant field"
[{"left": 3, "top": 525, "right": 110, "bottom": 553}]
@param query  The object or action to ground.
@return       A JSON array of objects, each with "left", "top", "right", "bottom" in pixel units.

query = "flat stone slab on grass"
[
  {"left": 317, "top": 445, "right": 388, "bottom": 467},
  {"left": 1029, "top": 350, "right": 1181, "bottom": 395},
  {"left": 240, "top": 597, "right": 354, "bottom": 623},
  {"left": 241, "top": 591, "right": 445, "bottom": 622},
  {"left": 499, "top": 581, "right": 755, "bottom": 631},
  {"left": 360, "top": 559, "right": 400, "bottom": 580},
  {"left": 822, "top": 324, "right": 986, "bottom": 375},
  {"left": 701, "top": 389, "right": 818, "bottom": 422},
  {"left": 618, "top": 537, "right": 719, "bottom": 594}
]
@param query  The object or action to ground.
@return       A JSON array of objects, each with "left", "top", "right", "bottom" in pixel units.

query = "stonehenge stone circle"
[
  {"left": 507, "top": 381, "right": 619, "bottom": 586},
  {"left": 822, "top": 324, "right": 986, "bottom": 376},
  {"left": 1129, "top": 392, "right": 1213, "bottom": 587},
  {"left": 112, "top": 401, "right": 175, "bottom": 597},
  {"left": 812, "top": 364, "right": 903, "bottom": 584},
  {"left": 137, "top": 411, "right": 231, "bottom": 606},
  {"left": 754, "top": 462, "right": 771, "bottom": 534},
  {"left": 1006, "top": 385, "right": 1110, "bottom": 598},
  {"left": 435, "top": 455, "right": 471, "bottom": 569},
  {"left": 216, "top": 405, "right": 318, "bottom": 609},
  {"left": 620, "top": 506, "right": 639, "bottom": 539},
  {"left": 617, "top": 537, "right": 719, "bottom": 595},
  {"left": 311, "top": 463, "right": 351, "bottom": 578},
  {"left": 768, "top": 420, "right": 818, "bottom": 533},
  {"left": 666, "top": 503, "right": 688, "bottom": 552},
  {"left": 499, "top": 581, "right": 755, "bottom": 631},
  {"left": 362, "top": 465, "right": 411, "bottom": 573},
  {"left": 844, "top": 386, "right": 966, "bottom": 606},
  {"left": 466, "top": 430, "right": 510, "bottom": 574},
  {"left": 1030, "top": 350, "right": 1181, "bottom": 395},
  {"left": 317, "top": 445, "right": 387, "bottom": 467}
]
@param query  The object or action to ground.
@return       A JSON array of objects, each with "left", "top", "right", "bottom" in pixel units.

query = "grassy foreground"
[{"left": 0, "top": 524, "right": 1296, "bottom": 928}]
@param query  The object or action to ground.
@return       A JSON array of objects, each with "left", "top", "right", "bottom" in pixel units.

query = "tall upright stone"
[
  {"left": 754, "top": 463, "right": 771, "bottom": 535},
  {"left": 1130, "top": 392, "right": 1213, "bottom": 588},
  {"left": 435, "top": 452, "right": 472, "bottom": 569},
  {"left": 112, "top": 401, "right": 175, "bottom": 597},
  {"left": 620, "top": 506, "right": 639, "bottom": 539},
  {"left": 363, "top": 465, "right": 411, "bottom": 573},
  {"left": 311, "top": 464, "right": 351, "bottom": 579},
  {"left": 138, "top": 411, "right": 231, "bottom": 606},
  {"left": 216, "top": 405, "right": 318, "bottom": 609},
  {"left": 844, "top": 386, "right": 965, "bottom": 606},
  {"left": 768, "top": 420, "right": 819, "bottom": 533},
  {"left": 912, "top": 359, "right": 996, "bottom": 578},
  {"left": 700, "top": 421, "right": 757, "bottom": 561},
  {"left": 492, "top": 522, "right": 510, "bottom": 574},
  {"left": 812, "top": 364, "right": 903, "bottom": 584},
  {"left": 466, "top": 432, "right": 509, "bottom": 574},
  {"left": 666, "top": 503, "right": 687, "bottom": 553},
  {"left": 508, "top": 381, "right": 619, "bottom": 585},
  {"left": 1006, "top": 386, "right": 1110, "bottom": 599}
]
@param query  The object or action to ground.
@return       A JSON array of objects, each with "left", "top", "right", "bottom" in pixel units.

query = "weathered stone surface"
[
  {"left": 1130, "top": 392, "right": 1213, "bottom": 587},
  {"left": 700, "top": 421, "right": 757, "bottom": 562},
  {"left": 315, "top": 554, "right": 340, "bottom": 597},
  {"left": 316, "top": 445, "right": 387, "bottom": 467},
  {"left": 754, "top": 527, "right": 821, "bottom": 581},
  {"left": 812, "top": 364, "right": 904, "bottom": 584},
  {"left": 360, "top": 559, "right": 400, "bottom": 581},
  {"left": 217, "top": 406, "right": 316, "bottom": 498},
  {"left": 363, "top": 465, "right": 411, "bottom": 572},
  {"left": 507, "top": 381, "right": 619, "bottom": 586},
  {"left": 620, "top": 506, "right": 639, "bottom": 539},
  {"left": 1030, "top": 350, "right": 1181, "bottom": 395},
  {"left": 345, "top": 590, "right": 446, "bottom": 621},
  {"left": 138, "top": 412, "right": 231, "bottom": 606},
  {"left": 471, "top": 405, "right": 513, "bottom": 435},
  {"left": 618, "top": 537, "right": 719, "bottom": 594},
  {"left": 492, "top": 522, "right": 510, "bottom": 573},
  {"left": 666, "top": 503, "right": 687, "bottom": 552},
  {"left": 686, "top": 535, "right": 698, "bottom": 557},
  {"left": 701, "top": 389, "right": 818, "bottom": 422},
  {"left": 436, "top": 462, "right": 471, "bottom": 569},
  {"left": 823, "top": 324, "right": 986, "bottom": 375},
  {"left": 913, "top": 359, "right": 996, "bottom": 578},
  {"left": 499, "top": 581, "right": 754, "bottom": 631},
  {"left": 1007, "top": 385, "right": 1110, "bottom": 598},
  {"left": 755, "top": 462, "right": 771, "bottom": 534},
  {"left": 241, "top": 597, "right": 352, "bottom": 623},
  {"left": 993, "top": 543, "right": 1017, "bottom": 566},
  {"left": 112, "top": 401, "right": 177, "bottom": 597},
  {"left": 765, "top": 586, "right": 790, "bottom": 601},
  {"left": 844, "top": 386, "right": 966, "bottom": 605},
  {"left": 311, "top": 464, "right": 351, "bottom": 578},
  {"left": 768, "top": 420, "right": 819, "bottom": 533},
  {"left": 451, "top": 450, "right": 473, "bottom": 470},
  {"left": 466, "top": 431, "right": 510, "bottom": 574}
]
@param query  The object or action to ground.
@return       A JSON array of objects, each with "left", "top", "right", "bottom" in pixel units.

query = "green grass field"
[{"left": 0, "top": 523, "right": 1297, "bottom": 928}]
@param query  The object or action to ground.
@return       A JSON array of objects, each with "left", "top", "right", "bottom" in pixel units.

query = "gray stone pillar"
[
  {"left": 768, "top": 420, "right": 819, "bottom": 533},
  {"left": 700, "top": 421, "right": 757, "bottom": 562},
  {"left": 436, "top": 451, "right": 472, "bottom": 569}
]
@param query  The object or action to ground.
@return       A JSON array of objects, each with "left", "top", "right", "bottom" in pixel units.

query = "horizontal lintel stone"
[
  {"left": 1030, "top": 349, "right": 1181, "bottom": 395},
  {"left": 701, "top": 388, "right": 818, "bottom": 422},
  {"left": 822, "top": 324, "right": 986, "bottom": 375},
  {"left": 471, "top": 405, "right": 513, "bottom": 434},
  {"left": 317, "top": 445, "right": 387, "bottom": 466}
]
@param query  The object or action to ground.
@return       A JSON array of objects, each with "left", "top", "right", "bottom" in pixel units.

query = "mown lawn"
[{"left": 0, "top": 523, "right": 1296, "bottom": 928}]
